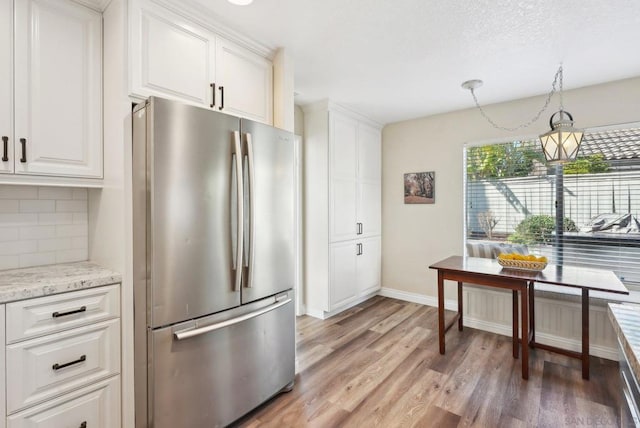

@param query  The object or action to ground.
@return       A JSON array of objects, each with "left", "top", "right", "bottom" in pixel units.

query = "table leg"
[
  {"left": 521, "top": 285, "right": 529, "bottom": 380},
  {"left": 582, "top": 288, "right": 590, "bottom": 380},
  {"left": 529, "top": 281, "right": 535, "bottom": 345},
  {"left": 458, "top": 281, "right": 463, "bottom": 331},
  {"left": 438, "top": 271, "right": 445, "bottom": 355},
  {"left": 512, "top": 290, "right": 518, "bottom": 359}
]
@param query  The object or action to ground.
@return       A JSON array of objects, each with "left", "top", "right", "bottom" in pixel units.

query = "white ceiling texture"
[{"left": 191, "top": 0, "right": 640, "bottom": 125}]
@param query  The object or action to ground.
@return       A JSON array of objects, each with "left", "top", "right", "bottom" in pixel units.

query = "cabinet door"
[
  {"left": 329, "top": 113, "right": 358, "bottom": 242},
  {"left": 357, "top": 123, "right": 381, "bottom": 236},
  {"left": 7, "top": 376, "right": 120, "bottom": 428},
  {"left": 357, "top": 237, "right": 381, "bottom": 296},
  {"left": 0, "top": 0, "right": 12, "bottom": 174},
  {"left": 216, "top": 37, "right": 273, "bottom": 124},
  {"left": 329, "top": 241, "right": 359, "bottom": 310},
  {"left": 130, "top": 0, "right": 216, "bottom": 107},
  {"left": 14, "top": 0, "right": 102, "bottom": 178}
]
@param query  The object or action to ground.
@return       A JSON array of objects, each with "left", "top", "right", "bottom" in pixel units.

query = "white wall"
[{"left": 382, "top": 76, "right": 640, "bottom": 298}]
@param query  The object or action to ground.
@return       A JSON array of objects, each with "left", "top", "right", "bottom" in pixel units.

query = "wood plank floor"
[{"left": 236, "top": 296, "right": 623, "bottom": 427}]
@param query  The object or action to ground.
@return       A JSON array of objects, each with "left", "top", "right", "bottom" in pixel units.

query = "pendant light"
[
  {"left": 462, "top": 65, "right": 584, "bottom": 164},
  {"left": 538, "top": 67, "right": 584, "bottom": 164}
]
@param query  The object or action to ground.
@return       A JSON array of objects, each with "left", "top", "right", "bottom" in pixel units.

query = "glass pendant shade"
[{"left": 539, "top": 110, "right": 584, "bottom": 164}]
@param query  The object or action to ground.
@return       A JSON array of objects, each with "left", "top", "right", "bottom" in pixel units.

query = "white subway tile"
[
  {"left": 56, "top": 248, "right": 87, "bottom": 263},
  {"left": 38, "top": 238, "right": 72, "bottom": 252},
  {"left": 56, "top": 200, "right": 87, "bottom": 213},
  {"left": 0, "top": 227, "right": 19, "bottom": 242},
  {"left": 71, "top": 236, "right": 88, "bottom": 249},
  {"left": 20, "top": 252, "right": 56, "bottom": 268},
  {"left": 20, "top": 225, "right": 56, "bottom": 240},
  {"left": 20, "top": 199, "right": 55, "bottom": 213},
  {"left": 0, "top": 185, "right": 37, "bottom": 199},
  {"left": 0, "top": 240, "right": 38, "bottom": 256},
  {"left": 0, "top": 255, "right": 20, "bottom": 270},
  {"left": 72, "top": 212, "right": 88, "bottom": 224},
  {"left": 38, "top": 213, "right": 73, "bottom": 225},
  {"left": 0, "top": 200, "right": 19, "bottom": 213},
  {"left": 0, "top": 213, "right": 38, "bottom": 226},
  {"left": 56, "top": 224, "right": 88, "bottom": 238},
  {"left": 38, "top": 187, "right": 73, "bottom": 200},
  {"left": 72, "top": 188, "right": 88, "bottom": 200}
]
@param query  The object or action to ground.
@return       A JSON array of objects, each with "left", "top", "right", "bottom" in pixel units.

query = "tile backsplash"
[{"left": 0, "top": 185, "right": 88, "bottom": 270}]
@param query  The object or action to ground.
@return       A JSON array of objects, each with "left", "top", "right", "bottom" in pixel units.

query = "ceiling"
[{"left": 189, "top": 0, "right": 640, "bottom": 125}]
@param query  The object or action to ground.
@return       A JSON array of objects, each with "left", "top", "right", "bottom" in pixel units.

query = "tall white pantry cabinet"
[{"left": 303, "top": 101, "right": 382, "bottom": 318}]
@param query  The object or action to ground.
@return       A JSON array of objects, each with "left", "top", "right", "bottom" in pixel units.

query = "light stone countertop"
[
  {"left": 0, "top": 261, "right": 122, "bottom": 304},
  {"left": 608, "top": 303, "right": 640, "bottom": 384}
]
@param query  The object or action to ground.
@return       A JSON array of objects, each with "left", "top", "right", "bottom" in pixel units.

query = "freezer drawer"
[{"left": 148, "top": 296, "right": 294, "bottom": 428}]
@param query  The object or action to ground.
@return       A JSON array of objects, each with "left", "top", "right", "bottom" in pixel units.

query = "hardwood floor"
[{"left": 236, "top": 296, "right": 623, "bottom": 427}]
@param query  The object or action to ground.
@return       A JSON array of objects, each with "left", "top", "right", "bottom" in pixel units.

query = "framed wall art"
[{"left": 404, "top": 171, "right": 435, "bottom": 204}]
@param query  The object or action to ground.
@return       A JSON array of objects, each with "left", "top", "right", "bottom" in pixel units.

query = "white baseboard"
[
  {"left": 305, "top": 291, "right": 379, "bottom": 320},
  {"left": 378, "top": 287, "right": 618, "bottom": 360}
]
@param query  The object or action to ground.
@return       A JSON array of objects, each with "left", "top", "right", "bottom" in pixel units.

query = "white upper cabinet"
[
  {"left": 0, "top": 0, "right": 12, "bottom": 175},
  {"left": 130, "top": 0, "right": 274, "bottom": 124},
  {"left": 215, "top": 37, "right": 273, "bottom": 124},
  {"left": 329, "top": 111, "right": 381, "bottom": 242},
  {"left": 13, "top": 0, "right": 102, "bottom": 178},
  {"left": 130, "top": 0, "right": 216, "bottom": 106},
  {"left": 329, "top": 113, "right": 358, "bottom": 242}
]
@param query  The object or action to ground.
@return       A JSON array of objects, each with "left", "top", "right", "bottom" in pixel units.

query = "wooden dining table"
[{"left": 429, "top": 255, "right": 629, "bottom": 380}]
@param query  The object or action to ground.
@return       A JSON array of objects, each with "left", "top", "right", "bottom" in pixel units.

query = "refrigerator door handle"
[
  {"left": 232, "top": 131, "right": 244, "bottom": 292},
  {"left": 173, "top": 298, "right": 292, "bottom": 340},
  {"left": 244, "top": 132, "right": 256, "bottom": 289}
]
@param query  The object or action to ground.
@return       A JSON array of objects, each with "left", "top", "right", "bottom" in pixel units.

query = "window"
[{"left": 464, "top": 123, "right": 640, "bottom": 289}]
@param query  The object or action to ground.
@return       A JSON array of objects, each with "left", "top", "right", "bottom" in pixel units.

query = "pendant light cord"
[{"left": 469, "top": 65, "right": 563, "bottom": 132}]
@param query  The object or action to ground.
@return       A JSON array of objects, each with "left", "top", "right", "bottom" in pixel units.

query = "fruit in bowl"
[
  {"left": 497, "top": 253, "right": 547, "bottom": 263},
  {"left": 496, "top": 253, "right": 548, "bottom": 271}
]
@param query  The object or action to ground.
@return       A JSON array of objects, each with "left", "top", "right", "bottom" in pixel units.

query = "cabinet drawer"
[
  {"left": 7, "top": 319, "right": 120, "bottom": 413},
  {"left": 7, "top": 376, "right": 120, "bottom": 428},
  {"left": 6, "top": 284, "right": 119, "bottom": 343}
]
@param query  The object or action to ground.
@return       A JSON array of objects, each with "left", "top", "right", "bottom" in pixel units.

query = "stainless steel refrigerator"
[{"left": 132, "top": 97, "right": 296, "bottom": 427}]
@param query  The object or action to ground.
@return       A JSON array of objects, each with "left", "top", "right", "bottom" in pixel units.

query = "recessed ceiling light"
[{"left": 228, "top": 0, "right": 253, "bottom": 5}]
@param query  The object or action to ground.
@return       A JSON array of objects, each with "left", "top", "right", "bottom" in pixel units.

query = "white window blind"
[{"left": 464, "top": 125, "right": 640, "bottom": 288}]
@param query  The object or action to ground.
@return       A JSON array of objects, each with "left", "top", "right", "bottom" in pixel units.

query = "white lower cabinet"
[
  {"left": 2, "top": 284, "right": 121, "bottom": 427},
  {"left": 329, "top": 236, "right": 381, "bottom": 311},
  {"left": 7, "top": 377, "right": 120, "bottom": 428},
  {"left": 7, "top": 319, "right": 120, "bottom": 413}
]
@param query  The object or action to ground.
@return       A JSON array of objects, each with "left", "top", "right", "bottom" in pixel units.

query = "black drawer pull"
[
  {"left": 2, "top": 136, "right": 7, "bottom": 161},
  {"left": 52, "top": 354, "right": 86, "bottom": 370},
  {"left": 80, "top": 422, "right": 87, "bottom": 428},
  {"left": 218, "top": 85, "right": 224, "bottom": 110},
  {"left": 52, "top": 305, "right": 87, "bottom": 318},
  {"left": 19, "top": 138, "right": 26, "bottom": 162}
]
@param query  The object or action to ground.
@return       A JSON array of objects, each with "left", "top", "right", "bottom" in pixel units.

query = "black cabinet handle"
[
  {"left": 357, "top": 243, "right": 362, "bottom": 255},
  {"left": 218, "top": 86, "right": 224, "bottom": 110},
  {"left": 19, "top": 138, "right": 26, "bottom": 163},
  {"left": 80, "top": 422, "right": 87, "bottom": 428},
  {"left": 52, "top": 354, "right": 86, "bottom": 370},
  {"left": 356, "top": 223, "right": 363, "bottom": 235},
  {"left": 52, "top": 305, "right": 87, "bottom": 318},
  {"left": 210, "top": 83, "right": 216, "bottom": 108},
  {"left": 1, "top": 136, "right": 7, "bottom": 161}
]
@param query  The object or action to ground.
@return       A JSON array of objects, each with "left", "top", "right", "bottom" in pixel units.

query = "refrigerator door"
[
  {"left": 149, "top": 293, "right": 295, "bottom": 428},
  {"left": 240, "top": 119, "right": 296, "bottom": 304},
  {"left": 148, "top": 97, "right": 242, "bottom": 328}
]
